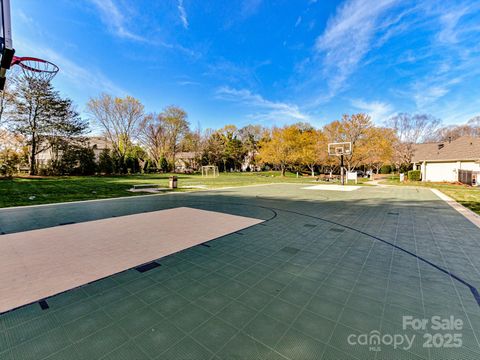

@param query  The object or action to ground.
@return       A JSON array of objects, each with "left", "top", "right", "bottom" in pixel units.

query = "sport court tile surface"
[{"left": 0, "top": 184, "right": 479, "bottom": 359}]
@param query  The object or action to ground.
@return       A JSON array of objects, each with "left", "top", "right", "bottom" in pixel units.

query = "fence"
[{"left": 458, "top": 169, "right": 473, "bottom": 185}]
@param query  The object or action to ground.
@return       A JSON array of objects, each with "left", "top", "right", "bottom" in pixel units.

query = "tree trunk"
[
  {"left": 281, "top": 164, "right": 286, "bottom": 176},
  {"left": 29, "top": 136, "right": 37, "bottom": 175}
]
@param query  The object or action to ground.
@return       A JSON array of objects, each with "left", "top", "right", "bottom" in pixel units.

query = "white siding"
[{"left": 424, "top": 161, "right": 480, "bottom": 182}]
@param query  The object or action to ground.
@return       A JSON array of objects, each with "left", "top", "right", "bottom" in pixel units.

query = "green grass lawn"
[
  {"left": 382, "top": 176, "right": 480, "bottom": 215},
  {"left": 0, "top": 172, "right": 369, "bottom": 208}
]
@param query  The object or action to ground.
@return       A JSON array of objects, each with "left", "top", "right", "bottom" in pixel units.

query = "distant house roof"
[
  {"left": 412, "top": 136, "right": 480, "bottom": 162},
  {"left": 175, "top": 152, "right": 197, "bottom": 160}
]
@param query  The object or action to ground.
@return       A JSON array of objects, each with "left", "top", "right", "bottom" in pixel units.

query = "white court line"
[{"left": 431, "top": 188, "right": 480, "bottom": 229}]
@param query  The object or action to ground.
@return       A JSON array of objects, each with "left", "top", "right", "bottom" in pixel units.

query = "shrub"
[
  {"left": 98, "top": 149, "right": 114, "bottom": 174},
  {"left": 380, "top": 165, "right": 392, "bottom": 174},
  {"left": 408, "top": 170, "right": 421, "bottom": 181}
]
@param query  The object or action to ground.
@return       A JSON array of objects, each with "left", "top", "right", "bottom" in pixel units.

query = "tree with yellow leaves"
[{"left": 258, "top": 125, "right": 303, "bottom": 176}]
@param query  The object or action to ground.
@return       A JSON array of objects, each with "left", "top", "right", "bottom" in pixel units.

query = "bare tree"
[
  {"left": 385, "top": 113, "right": 441, "bottom": 168},
  {"left": 161, "top": 105, "right": 189, "bottom": 171},
  {"left": 87, "top": 94, "right": 144, "bottom": 169},
  {"left": 138, "top": 113, "right": 168, "bottom": 169}
]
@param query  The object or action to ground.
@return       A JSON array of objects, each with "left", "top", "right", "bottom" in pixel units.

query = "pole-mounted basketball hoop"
[
  {"left": 327, "top": 142, "right": 352, "bottom": 185},
  {"left": 0, "top": 0, "right": 59, "bottom": 90},
  {"left": 11, "top": 56, "right": 59, "bottom": 82}
]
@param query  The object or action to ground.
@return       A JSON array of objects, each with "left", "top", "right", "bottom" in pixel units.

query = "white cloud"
[
  {"left": 351, "top": 99, "right": 394, "bottom": 122},
  {"left": 216, "top": 87, "right": 310, "bottom": 122},
  {"left": 88, "top": 0, "right": 146, "bottom": 42},
  {"left": 15, "top": 35, "right": 126, "bottom": 96},
  {"left": 177, "top": 0, "right": 189, "bottom": 29},
  {"left": 315, "top": 0, "right": 401, "bottom": 98},
  {"left": 295, "top": 16, "right": 302, "bottom": 28}
]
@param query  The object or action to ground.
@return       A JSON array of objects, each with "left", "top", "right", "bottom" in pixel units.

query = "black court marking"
[
  {"left": 304, "top": 224, "right": 317, "bottom": 228},
  {"left": 201, "top": 243, "right": 211, "bottom": 248},
  {"left": 38, "top": 300, "right": 49, "bottom": 310},
  {"left": 58, "top": 221, "right": 76, "bottom": 226},
  {"left": 388, "top": 212, "right": 399, "bottom": 215},
  {"left": 329, "top": 228, "right": 345, "bottom": 233},
  {"left": 281, "top": 246, "right": 300, "bottom": 254},
  {"left": 135, "top": 261, "right": 161, "bottom": 273},
  {"left": 264, "top": 205, "right": 480, "bottom": 307}
]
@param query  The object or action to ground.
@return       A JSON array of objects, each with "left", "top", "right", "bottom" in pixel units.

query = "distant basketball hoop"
[{"left": 328, "top": 142, "right": 352, "bottom": 185}]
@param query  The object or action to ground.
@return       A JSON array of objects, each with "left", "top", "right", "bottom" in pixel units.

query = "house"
[
  {"left": 174, "top": 152, "right": 199, "bottom": 173},
  {"left": 36, "top": 137, "right": 110, "bottom": 166},
  {"left": 412, "top": 136, "right": 480, "bottom": 182}
]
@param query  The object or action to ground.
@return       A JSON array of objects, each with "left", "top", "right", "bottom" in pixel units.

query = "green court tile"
[
  {"left": 91, "top": 286, "right": 132, "bottom": 307},
  {"left": 254, "top": 278, "right": 286, "bottom": 296},
  {"left": 116, "top": 306, "right": 164, "bottom": 337},
  {"left": 234, "top": 269, "right": 264, "bottom": 286},
  {"left": 150, "top": 293, "right": 190, "bottom": 316},
  {"left": 122, "top": 276, "right": 157, "bottom": 294},
  {"left": 292, "top": 310, "right": 337, "bottom": 343},
  {"left": 320, "top": 345, "right": 357, "bottom": 360},
  {"left": 103, "top": 295, "right": 145, "bottom": 320},
  {"left": 196, "top": 291, "right": 233, "bottom": 314},
  {"left": 244, "top": 313, "right": 290, "bottom": 347},
  {"left": 100, "top": 340, "right": 150, "bottom": 360},
  {"left": 327, "top": 324, "right": 372, "bottom": 360},
  {"left": 190, "top": 317, "right": 237, "bottom": 353},
  {"left": 134, "top": 321, "right": 185, "bottom": 358},
  {"left": 278, "top": 286, "right": 312, "bottom": 307},
  {"left": 238, "top": 288, "right": 275, "bottom": 310},
  {"left": 168, "top": 304, "right": 212, "bottom": 332},
  {"left": 0, "top": 302, "right": 47, "bottom": 330},
  {"left": 8, "top": 326, "right": 72, "bottom": 360},
  {"left": 346, "top": 294, "right": 384, "bottom": 317},
  {"left": 54, "top": 298, "right": 100, "bottom": 324},
  {"left": 163, "top": 273, "right": 196, "bottom": 290},
  {"left": 111, "top": 269, "right": 142, "bottom": 285},
  {"left": 375, "top": 348, "right": 427, "bottom": 360},
  {"left": 6, "top": 313, "right": 60, "bottom": 348},
  {"left": 262, "top": 298, "right": 302, "bottom": 325},
  {"left": 82, "top": 277, "right": 119, "bottom": 296},
  {"left": 46, "top": 287, "right": 90, "bottom": 309},
  {"left": 339, "top": 308, "right": 382, "bottom": 333},
  {"left": 316, "top": 285, "right": 351, "bottom": 304},
  {"left": 274, "top": 328, "right": 326, "bottom": 360},
  {"left": 215, "top": 280, "right": 250, "bottom": 298},
  {"left": 217, "top": 264, "right": 245, "bottom": 278},
  {"left": 62, "top": 309, "right": 112, "bottom": 343},
  {"left": 135, "top": 284, "right": 173, "bottom": 304},
  {"left": 0, "top": 330, "right": 8, "bottom": 349},
  {"left": 158, "top": 335, "right": 214, "bottom": 360},
  {"left": 217, "top": 332, "right": 273, "bottom": 360},
  {"left": 176, "top": 282, "right": 211, "bottom": 301},
  {"left": 199, "top": 272, "right": 230, "bottom": 288},
  {"left": 287, "top": 276, "right": 321, "bottom": 295},
  {"left": 306, "top": 296, "right": 345, "bottom": 322},
  {"left": 66, "top": 324, "right": 129, "bottom": 360},
  {"left": 217, "top": 301, "right": 258, "bottom": 329}
]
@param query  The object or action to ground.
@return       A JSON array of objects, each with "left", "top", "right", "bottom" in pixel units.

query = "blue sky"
[{"left": 11, "top": 0, "right": 480, "bottom": 129}]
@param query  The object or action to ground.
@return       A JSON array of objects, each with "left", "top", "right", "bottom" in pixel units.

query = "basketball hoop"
[
  {"left": 328, "top": 142, "right": 352, "bottom": 185},
  {"left": 11, "top": 56, "right": 59, "bottom": 82}
]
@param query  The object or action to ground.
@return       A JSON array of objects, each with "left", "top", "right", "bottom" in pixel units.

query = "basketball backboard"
[
  {"left": 0, "top": 0, "right": 14, "bottom": 90},
  {"left": 328, "top": 142, "right": 352, "bottom": 156}
]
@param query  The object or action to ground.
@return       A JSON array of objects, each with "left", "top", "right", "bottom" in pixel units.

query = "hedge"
[{"left": 407, "top": 170, "right": 421, "bottom": 181}]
